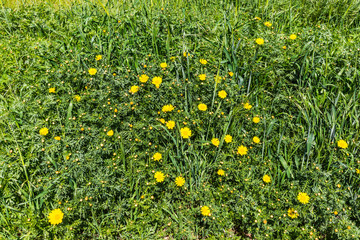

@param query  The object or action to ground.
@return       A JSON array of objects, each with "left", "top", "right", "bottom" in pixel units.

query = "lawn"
[{"left": 1, "top": 0, "right": 360, "bottom": 239}]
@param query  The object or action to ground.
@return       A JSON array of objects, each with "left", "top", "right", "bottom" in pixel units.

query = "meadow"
[{"left": 1, "top": 0, "right": 360, "bottom": 239}]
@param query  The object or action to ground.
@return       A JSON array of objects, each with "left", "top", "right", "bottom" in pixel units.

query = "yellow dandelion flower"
[
  {"left": 201, "top": 206, "right": 211, "bottom": 216},
  {"left": 288, "top": 208, "right": 299, "bottom": 219},
  {"left": 255, "top": 17, "right": 261, "bottom": 20},
  {"left": 199, "top": 74, "right": 206, "bottom": 81},
  {"left": 264, "top": 22, "right": 272, "bottom": 27},
  {"left": 218, "top": 90, "right": 227, "bottom": 99},
  {"left": 228, "top": 72, "right": 234, "bottom": 77},
  {"left": 175, "top": 176, "right": 185, "bottom": 187},
  {"left": 198, "top": 103, "right": 207, "bottom": 111},
  {"left": 297, "top": 192, "right": 310, "bottom": 204},
  {"left": 159, "top": 118, "right": 166, "bottom": 124},
  {"left": 154, "top": 171, "right": 165, "bottom": 183},
  {"left": 289, "top": 34, "right": 297, "bottom": 40},
  {"left": 129, "top": 85, "right": 139, "bottom": 94},
  {"left": 211, "top": 138, "right": 220, "bottom": 147},
  {"left": 107, "top": 130, "right": 114, "bottom": 136},
  {"left": 244, "top": 102, "right": 252, "bottom": 110},
  {"left": 54, "top": 136, "right": 61, "bottom": 141},
  {"left": 153, "top": 152, "right": 162, "bottom": 161},
  {"left": 48, "top": 209, "right": 64, "bottom": 225},
  {"left": 217, "top": 169, "right": 225, "bottom": 176},
  {"left": 39, "top": 127, "right": 49, "bottom": 136},
  {"left": 162, "top": 104, "right": 175, "bottom": 113},
  {"left": 95, "top": 55, "right": 102, "bottom": 61},
  {"left": 88, "top": 68, "right": 97, "bottom": 75},
  {"left": 166, "top": 120, "right": 175, "bottom": 129},
  {"left": 255, "top": 38, "right": 264, "bottom": 45},
  {"left": 337, "top": 140, "right": 348, "bottom": 149},
  {"left": 253, "top": 136, "right": 260, "bottom": 144},
  {"left": 282, "top": 46, "right": 287, "bottom": 50},
  {"left": 160, "top": 62, "right": 167, "bottom": 68},
  {"left": 263, "top": 174, "right": 271, "bottom": 183},
  {"left": 180, "top": 127, "right": 192, "bottom": 139},
  {"left": 253, "top": 117, "right": 260, "bottom": 123},
  {"left": 74, "top": 95, "right": 81, "bottom": 102},
  {"left": 237, "top": 145, "right": 248, "bottom": 155},
  {"left": 224, "top": 134, "right": 232, "bottom": 143},
  {"left": 199, "top": 59, "right": 207, "bottom": 65},
  {"left": 139, "top": 74, "right": 149, "bottom": 83},
  {"left": 183, "top": 52, "right": 190, "bottom": 57},
  {"left": 49, "top": 88, "right": 55, "bottom": 93},
  {"left": 356, "top": 169, "right": 360, "bottom": 174},
  {"left": 152, "top": 76, "right": 162, "bottom": 88}
]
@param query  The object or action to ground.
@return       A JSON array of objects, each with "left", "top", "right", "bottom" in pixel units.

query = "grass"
[{"left": 1, "top": 0, "right": 360, "bottom": 239}]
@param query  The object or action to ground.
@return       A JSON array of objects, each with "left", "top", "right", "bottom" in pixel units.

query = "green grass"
[{"left": 1, "top": 0, "right": 360, "bottom": 239}]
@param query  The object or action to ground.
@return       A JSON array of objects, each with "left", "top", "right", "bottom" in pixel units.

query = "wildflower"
[
  {"left": 253, "top": 117, "right": 260, "bottom": 123},
  {"left": 159, "top": 119, "right": 166, "bottom": 124},
  {"left": 244, "top": 102, "right": 252, "bottom": 110},
  {"left": 88, "top": 68, "right": 97, "bottom": 75},
  {"left": 166, "top": 120, "right": 175, "bottom": 129},
  {"left": 228, "top": 72, "right": 234, "bottom": 77},
  {"left": 217, "top": 169, "right": 225, "bottom": 176},
  {"left": 154, "top": 171, "right": 165, "bottom": 183},
  {"left": 129, "top": 85, "right": 139, "bottom": 94},
  {"left": 201, "top": 206, "right": 211, "bottom": 216},
  {"left": 263, "top": 174, "right": 271, "bottom": 183},
  {"left": 356, "top": 169, "right": 360, "bottom": 174},
  {"left": 175, "top": 176, "right": 185, "bottom": 187},
  {"left": 218, "top": 90, "right": 227, "bottom": 99},
  {"left": 287, "top": 208, "right": 299, "bottom": 219},
  {"left": 160, "top": 62, "right": 167, "bottom": 68},
  {"left": 199, "top": 59, "right": 208, "bottom": 65},
  {"left": 183, "top": 52, "right": 190, "bottom": 57},
  {"left": 152, "top": 77, "right": 162, "bottom": 88},
  {"left": 39, "top": 128, "right": 49, "bottom": 136},
  {"left": 153, "top": 152, "right": 162, "bottom": 161},
  {"left": 215, "top": 75, "right": 222, "bottom": 83},
  {"left": 139, "top": 74, "right": 149, "bottom": 83},
  {"left": 95, "top": 55, "right": 102, "bottom": 61},
  {"left": 334, "top": 211, "right": 338, "bottom": 215},
  {"left": 74, "top": 95, "right": 81, "bottom": 102},
  {"left": 282, "top": 46, "right": 287, "bottom": 50},
  {"left": 337, "top": 140, "right": 348, "bottom": 149},
  {"left": 255, "top": 17, "right": 261, "bottom": 20},
  {"left": 297, "top": 192, "right": 310, "bottom": 204},
  {"left": 289, "top": 34, "right": 297, "bottom": 40},
  {"left": 224, "top": 135, "right": 232, "bottom": 143},
  {"left": 264, "top": 22, "right": 272, "bottom": 27},
  {"left": 162, "top": 104, "right": 175, "bottom": 112},
  {"left": 253, "top": 136, "right": 260, "bottom": 144},
  {"left": 49, "top": 88, "right": 55, "bottom": 93},
  {"left": 170, "top": 57, "right": 176, "bottom": 61},
  {"left": 211, "top": 138, "right": 220, "bottom": 147},
  {"left": 237, "top": 145, "right": 248, "bottom": 155},
  {"left": 198, "top": 103, "right": 207, "bottom": 111},
  {"left": 199, "top": 74, "right": 206, "bottom": 81},
  {"left": 54, "top": 136, "right": 61, "bottom": 141},
  {"left": 107, "top": 130, "right": 114, "bottom": 136},
  {"left": 180, "top": 127, "right": 192, "bottom": 139},
  {"left": 48, "top": 209, "right": 64, "bottom": 225},
  {"left": 255, "top": 38, "right": 264, "bottom": 45}
]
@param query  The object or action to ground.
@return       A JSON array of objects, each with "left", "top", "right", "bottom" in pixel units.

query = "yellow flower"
[
  {"left": 152, "top": 76, "right": 162, "bottom": 88},
  {"left": 129, "top": 85, "right": 139, "bottom": 94},
  {"left": 253, "top": 117, "right": 260, "bottom": 123},
  {"left": 183, "top": 52, "right": 190, "bottom": 57},
  {"left": 154, "top": 171, "right": 165, "bottom": 183},
  {"left": 218, "top": 90, "right": 227, "bottom": 99},
  {"left": 253, "top": 136, "right": 260, "bottom": 144},
  {"left": 162, "top": 104, "right": 175, "bottom": 112},
  {"left": 356, "top": 169, "right": 360, "bottom": 174},
  {"left": 287, "top": 208, "right": 299, "bottom": 219},
  {"left": 160, "top": 62, "right": 167, "bottom": 68},
  {"left": 180, "top": 127, "right": 192, "bottom": 139},
  {"left": 237, "top": 145, "right": 248, "bottom": 155},
  {"left": 255, "top": 38, "right": 264, "bottom": 45},
  {"left": 263, "top": 174, "right": 271, "bottom": 183},
  {"left": 175, "top": 176, "right": 185, "bottom": 187},
  {"left": 244, "top": 102, "right": 252, "bottom": 110},
  {"left": 54, "top": 136, "right": 61, "bottom": 141},
  {"left": 211, "top": 138, "right": 220, "bottom": 147},
  {"left": 39, "top": 127, "right": 49, "bottom": 136},
  {"left": 199, "top": 59, "right": 208, "bottom": 65},
  {"left": 228, "top": 72, "right": 234, "bottom": 77},
  {"left": 337, "top": 139, "right": 348, "bottom": 149},
  {"left": 95, "top": 55, "right": 102, "bottom": 61},
  {"left": 297, "top": 192, "right": 310, "bottom": 204},
  {"left": 170, "top": 56, "right": 176, "bottom": 61},
  {"left": 107, "top": 130, "right": 114, "bottom": 136},
  {"left": 214, "top": 75, "right": 222, "bottom": 83},
  {"left": 153, "top": 152, "right": 162, "bottom": 161},
  {"left": 201, "top": 206, "right": 211, "bottom": 216},
  {"left": 217, "top": 169, "right": 225, "bottom": 176},
  {"left": 224, "top": 135, "right": 232, "bottom": 143},
  {"left": 289, "top": 34, "right": 297, "bottom": 40},
  {"left": 255, "top": 17, "right": 261, "bottom": 20},
  {"left": 264, "top": 21, "right": 272, "bottom": 27},
  {"left": 198, "top": 103, "right": 207, "bottom": 111},
  {"left": 334, "top": 211, "right": 338, "bottom": 215},
  {"left": 49, "top": 88, "right": 55, "bottom": 93},
  {"left": 166, "top": 120, "right": 175, "bottom": 129},
  {"left": 139, "top": 74, "right": 149, "bottom": 83},
  {"left": 88, "top": 68, "right": 97, "bottom": 75},
  {"left": 74, "top": 95, "right": 81, "bottom": 102},
  {"left": 282, "top": 46, "right": 287, "bottom": 50},
  {"left": 48, "top": 209, "right": 64, "bottom": 225},
  {"left": 159, "top": 118, "right": 166, "bottom": 124},
  {"left": 199, "top": 74, "right": 206, "bottom": 81}
]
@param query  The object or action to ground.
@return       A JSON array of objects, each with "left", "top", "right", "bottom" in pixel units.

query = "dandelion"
[
  {"left": 217, "top": 169, "right": 225, "bottom": 176},
  {"left": 253, "top": 136, "right": 260, "bottom": 144},
  {"left": 201, "top": 206, "right": 211, "bottom": 216},
  {"left": 263, "top": 174, "right": 271, "bottom": 183},
  {"left": 255, "top": 38, "right": 264, "bottom": 45},
  {"left": 289, "top": 34, "right": 297, "bottom": 40},
  {"left": 183, "top": 52, "right": 190, "bottom": 57},
  {"left": 162, "top": 104, "right": 175, "bottom": 112},
  {"left": 237, "top": 145, "right": 248, "bottom": 155},
  {"left": 282, "top": 46, "right": 287, "bottom": 50},
  {"left": 152, "top": 77, "right": 162, "bottom": 88},
  {"left": 39, "top": 128, "right": 49, "bottom": 136},
  {"left": 253, "top": 117, "right": 260, "bottom": 123},
  {"left": 198, "top": 103, "right": 207, "bottom": 111},
  {"left": 218, "top": 90, "right": 227, "bottom": 99},
  {"left": 228, "top": 72, "right": 234, "bottom": 77},
  {"left": 88, "top": 68, "right": 97, "bottom": 75},
  {"left": 175, "top": 176, "right": 185, "bottom": 187},
  {"left": 297, "top": 192, "right": 310, "bottom": 204},
  {"left": 264, "top": 22, "right": 272, "bottom": 27},
  {"left": 74, "top": 95, "right": 81, "bottom": 102},
  {"left": 166, "top": 120, "right": 175, "bottom": 129},
  {"left": 154, "top": 171, "right": 165, "bottom": 183},
  {"left": 139, "top": 74, "right": 149, "bottom": 83},
  {"left": 211, "top": 138, "right": 220, "bottom": 147},
  {"left": 159, "top": 118, "right": 166, "bottom": 124},
  {"left": 337, "top": 140, "right": 348, "bottom": 149},
  {"left": 356, "top": 169, "right": 360, "bottom": 174},
  {"left": 244, "top": 102, "right": 252, "bottom": 110},
  {"left": 199, "top": 74, "right": 206, "bottom": 81},
  {"left": 180, "top": 127, "right": 192, "bottom": 139},
  {"left": 224, "top": 135, "right": 232, "bottom": 143},
  {"left": 54, "top": 136, "right": 61, "bottom": 141},
  {"left": 153, "top": 152, "right": 162, "bottom": 161},
  {"left": 49, "top": 88, "right": 55, "bottom": 93},
  {"left": 95, "top": 55, "right": 102, "bottom": 61},
  {"left": 160, "top": 62, "right": 167, "bottom": 68},
  {"left": 107, "top": 130, "right": 114, "bottom": 136},
  {"left": 199, "top": 59, "right": 207, "bottom": 65},
  {"left": 129, "top": 85, "right": 139, "bottom": 94},
  {"left": 48, "top": 209, "right": 64, "bottom": 225},
  {"left": 287, "top": 208, "right": 299, "bottom": 219},
  {"left": 255, "top": 17, "right": 261, "bottom": 20}
]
